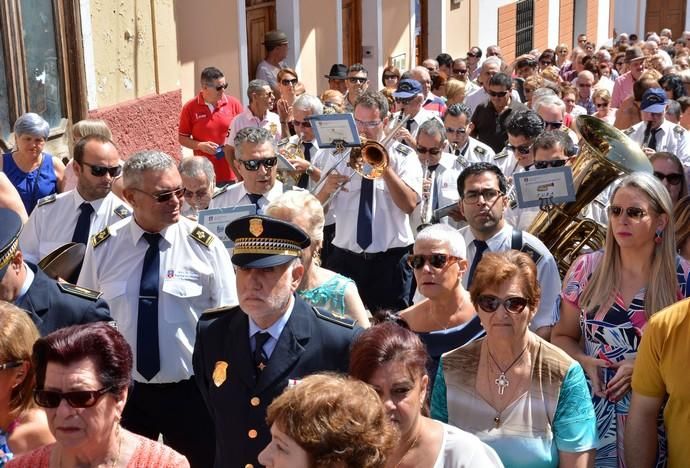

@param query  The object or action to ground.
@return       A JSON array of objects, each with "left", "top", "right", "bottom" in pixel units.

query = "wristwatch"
[{"left": 305, "top": 165, "right": 314, "bottom": 176}]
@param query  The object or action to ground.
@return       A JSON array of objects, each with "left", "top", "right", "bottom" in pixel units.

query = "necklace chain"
[{"left": 487, "top": 342, "right": 529, "bottom": 395}]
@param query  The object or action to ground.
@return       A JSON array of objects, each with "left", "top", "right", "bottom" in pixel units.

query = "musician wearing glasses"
[
  {"left": 78, "top": 151, "right": 237, "bottom": 467},
  {"left": 443, "top": 103, "right": 495, "bottom": 162},
  {"left": 431, "top": 250, "right": 597, "bottom": 468},
  {"left": 20, "top": 135, "right": 130, "bottom": 265},
  {"left": 343, "top": 63, "right": 369, "bottom": 113},
  {"left": 389, "top": 78, "right": 440, "bottom": 149},
  {"left": 280, "top": 94, "right": 323, "bottom": 190},
  {"left": 178, "top": 66, "right": 243, "bottom": 187},
  {"left": 457, "top": 163, "right": 560, "bottom": 340},
  {"left": 10, "top": 323, "right": 189, "bottom": 467},
  {"left": 493, "top": 109, "right": 544, "bottom": 179},
  {"left": 211, "top": 127, "right": 283, "bottom": 214}
]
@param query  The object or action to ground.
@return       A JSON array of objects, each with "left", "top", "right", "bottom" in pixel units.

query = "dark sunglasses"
[
  {"left": 238, "top": 157, "right": 278, "bottom": 171},
  {"left": 34, "top": 386, "right": 113, "bottom": 409},
  {"left": 407, "top": 253, "right": 458, "bottom": 269},
  {"left": 608, "top": 205, "right": 648, "bottom": 220},
  {"left": 132, "top": 187, "right": 186, "bottom": 203},
  {"left": 488, "top": 90, "right": 509, "bottom": 97},
  {"left": 534, "top": 159, "right": 568, "bottom": 169},
  {"left": 615, "top": 61, "right": 624, "bottom": 66},
  {"left": 596, "top": 102, "right": 609, "bottom": 108},
  {"left": 81, "top": 161, "right": 122, "bottom": 178},
  {"left": 0, "top": 361, "right": 22, "bottom": 371},
  {"left": 467, "top": 52, "right": 479, "bottom": 58},
  {"left": 184, "top": 188, "right": 211, "bottom": 199},
  {"left": 544, "top": 121, "right": 563, "bottom": 129},
  {"left": 416, "top": 146, "right": 442, "bottom": 155},
  {"left": 280, "top": 78, "right": 298, "bottom": 86},
  {"left": 214, "top": 83, "right": 229, "bottom": 91},
  {"left": 476, "top": 295, "right": 529, "bottom": 314},
  {"left": 654, "top": 171, "right": 684, "bottom": 186},
  {"left": 505, "top": 143, "right": 533, "bottom": 155},
  {"left": 445, "top": 126, "right": 467, "bottom": 134},
  {"left": 348, "top": 77, "right": 367, "bottom": 84},
  {"left": 293, "top": 120, "right": 312, "bottom": 128},
  {"left": 453, "top": 68, "right": 468, "bottom": 74}
]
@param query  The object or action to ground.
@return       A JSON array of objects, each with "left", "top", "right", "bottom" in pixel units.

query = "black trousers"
[
  {"left": 326, "top": 245, "right": 413, "bottom": 313},
  {"left": 122, "top": 378, "right": 214, "bottom": 468}
]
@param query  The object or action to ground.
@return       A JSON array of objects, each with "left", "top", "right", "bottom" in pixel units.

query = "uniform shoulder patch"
[
  {"left": 494, "top": 150, "right": 509, "bottom": 160},
  {"left": 57, "top": 282, "right": 103, "bottom": 301},
  {"left": 473, "top": 146, "right": 486, "bottom": 156},
  {"left": 190, "top": 225, "right": 214, "bottom": 247},
  {"left": 37, "top": 194, "right": 56, "bottom": 207},
  {"left": 395, "top": 143, "right": 412, "bottom": 156},
  {"left": 92, "top": 228, "right": 111, "bottom": 248},
  {"left": 520, "top": 243, "right": 543, "bottom": 265},
  {"left": 113, "top": 204, "right": 131, "bottom": 219},
  {"left": 212, "top": 184, "right": 229, "bottom": 199},
  {"left": 312, "top": 307, "right": 356, "bottom": 329},
  {"left": 674, "top": 125, "right": 685, "bottom": 135},
  {"left": 623, "top": 127, "right": 635, "bottom": 136}
]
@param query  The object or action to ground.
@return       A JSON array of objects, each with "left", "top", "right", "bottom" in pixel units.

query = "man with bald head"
[
  {"left": 576, "top": 71, "right": 596, "bottom": 115},
  {"left": 410, "top": 66, "right": 446, "bottom": 117}
]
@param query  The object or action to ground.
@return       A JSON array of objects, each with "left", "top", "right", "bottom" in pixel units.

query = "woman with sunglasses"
[
  {"left": 381, "top": 65, "right": 401, "bottom": 91},
  {"left": 592, "top": 88, "right": 617, "bottom": 124},
  {"left": 554, "top": 44, "right": 570, "bottom": 69},
  {"left": 431, "top": 250, "right": 597, "bottom": 467},
  {"left": 552, "top": 172, "right": 690, "bottom": 467},
  {"left": 0, "top": 303, "right": 53, "bottom": 465},
  {"left": 276, "top": 68, "right": 299, "bottom": 137},
  {"left": 9, "top": 323, "right": 188, "bottom": 467},
  {"left": 651, "top": 152, "right": 688, "bottom": 205}
]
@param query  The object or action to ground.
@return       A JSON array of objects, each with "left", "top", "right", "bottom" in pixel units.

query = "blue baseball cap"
[
  {"left": 641, "top": 88, "right": 667, "bottom": 113},
  {"left": 393, "top": 79, "right": 422, "bottom": 99}
]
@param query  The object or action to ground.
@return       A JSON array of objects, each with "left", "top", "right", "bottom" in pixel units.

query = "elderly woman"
[
  {"left": 399, "top": 224, "right": 484, "bottom": 386},
  {"left": 178, "top": 156, "right": 215, "bottom": 219},
  {"left": 0, "top": 303, "right": 53, "bottom": 464},
  {"left": 258, "top": 373, "right": 395, "bottom": 467},
  {"left": 1, "top": 113, "right": 65, "bottom": 214},
  {"left": 8, "top": 323, "right": 188, "bottom": 467},
  {"left": 651, "top": 152, "right": 688, "bottom": 205},
  {"left": 431, "top": 250, "right": 597, "bottom": 467},
  {"left": 276, "top": 68, "right": 299, "bottom": 136},
  {"left": 350, "top": 322, "right": 502, "bottom": 467},
  {"left": 552, "top": 172, "right": 690, "bottom": 467},
  {"left": 555, "top": 44, "right": 570, "bottom": 69},
  {"left": 266, "top": 190, "right": 370, "bottom": 327},
  {"left": 592, "top": 88, "right": 617, "bottom": 124}
]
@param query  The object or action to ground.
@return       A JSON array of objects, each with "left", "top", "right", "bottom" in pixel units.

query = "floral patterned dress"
[{"left": 561, "top": 250, "right": 690, "bottom": 467}]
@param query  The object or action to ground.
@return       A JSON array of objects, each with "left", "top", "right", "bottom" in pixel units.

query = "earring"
[{"left": 655, "top": 229, "right": 663, "bottom": 244}]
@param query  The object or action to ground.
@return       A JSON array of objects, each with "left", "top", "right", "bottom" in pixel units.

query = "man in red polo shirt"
[{"left": 179, "top": 67, "right": 243, "bottom": 186}]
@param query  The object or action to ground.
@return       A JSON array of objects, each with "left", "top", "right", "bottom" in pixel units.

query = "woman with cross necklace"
[{"left": 431, "top": 250, "right": 597, "bottom": 468}]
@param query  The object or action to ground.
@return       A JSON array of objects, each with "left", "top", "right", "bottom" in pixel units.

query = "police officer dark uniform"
[
  {"left": 0, "top": 208, "right": 111, "bottom": 336},
  {"left": 193, "top": 215, "right": 361, "bottom": 468}
]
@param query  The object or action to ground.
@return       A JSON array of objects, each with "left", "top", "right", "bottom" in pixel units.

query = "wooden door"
[
  {"left": 645, "top": 0, "right": 685, "bottom": 40},
  {"left": 342, "top": 0, "right": 362, "bottom": 65},
  {"left": 246, "top": 1, "right": 276, "bottom": 80},
  {"left": 415, "top": 0, "right": 428, "bottom": 66}
]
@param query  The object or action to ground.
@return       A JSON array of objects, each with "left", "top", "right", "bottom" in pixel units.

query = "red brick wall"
[
  {"left": 534, "top": 0, "right": 550, "bottom": 51},
  {"left": 559, "top": 0, "right": 574, "bottom": 47},
  {"left": 498, "top": 3, "right": 517, "bottom": 64},
  {"left": 88, "top": 90, "right": 182, "bottom": 161}
]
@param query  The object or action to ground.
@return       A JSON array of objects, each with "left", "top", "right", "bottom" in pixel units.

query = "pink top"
[{"left": 611, "top": 72, "right": 634, "bottom": 109}]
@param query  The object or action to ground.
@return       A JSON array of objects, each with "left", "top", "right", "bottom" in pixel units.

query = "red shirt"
[{"left": 179, "top": 92, "right": 243, "bottom": 183}]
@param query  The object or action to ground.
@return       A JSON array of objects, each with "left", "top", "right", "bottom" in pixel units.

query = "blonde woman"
[
  {"left": 552, "top": 172, "right": 690, "bottom": 467},
  {"left": 592, "top": 88, "right": 617, "bottom": 124},
  {"left": 444, "top": 78, "right": 467, "bottom": 107}
]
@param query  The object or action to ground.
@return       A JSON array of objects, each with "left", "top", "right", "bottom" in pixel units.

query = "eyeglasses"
[
  {"left": 558, "top": 49, "right": 568, "bottom": 54},
  {"left": 184, "top": 188, "right": 211, "bottom": 199},
  {"left": 608, "top": 205, "right": 648, "bottom": 220},
  {"left": 596, "top": 102, "right": 609, "bottom": 108},
  {"left": 81, "top": 161, "right": 122, "bottom": 178},
  {"left": 280, "top": 78, "right": 298, "bottom": 86},
  {"left": 578, "top": 83, "right": 593, "bottom": 88},
  {"left": 348, "top": 77, "right": 367, "bottom": 84},
  {"left": 654, "top": 171, "right": 684, "bottom": 185},
  {"left": 488, "top": 90, "right": 509, "bottom": 98},
  {"left": 452, "top": 68, "right": 468, "bottom": 74},
  {"left": 416, "top": 146, "right": 442, "bottom": 155},
  {"left": 534, "top": 159, "right": 568, "bottom": 169},
  {"left": 445, "top": 126, "right": 467, "bottom": 134},
  {"left": 34, "top": 386, "right": 113, "bottom": 409},
  {"left": 132, "top": 187, "right": 186, "bottom": 203},
  {"left": 395, "top": 97, "right": 414, "bottom": 105},
  {"left": 476, "top": 295, "right": 530, "bottom": 314},
  {"left": 213, "top": 83, "right": 229, "bottom": 91},
  {"left": 467, "top": 52, "right": 479, "bottom": 58},
  {"left": 578, "top": 38, "right": 587, "bottom": 43},
  {"left": 383, "top": 75, "right": 398, "bottom": 80},
  {"left": 463, "top": 188, "right": 503, "bottom": 204},
  {"left": 293, "top": 120, "right": 312, "bottom": 128},
  {"left": 354, "top": 118, "right": 382, "bottom": 128},
  {"left": 544, "top": 121, "right": 563, "bottom": 129},
  {"left": 0, "top": 361, "right": 22, "bottom": 371},
  {"left": 505, "top": 143, "right": 533, "bottom": 155},
  {"left": 615, "top": 61, "right": 624, "bottom": 66},
  {"left": 407, "top": 253, "right": 458, "bottom": 269},
  {"left": 238, "top": 157, "right": 278, "bottom": 171}
]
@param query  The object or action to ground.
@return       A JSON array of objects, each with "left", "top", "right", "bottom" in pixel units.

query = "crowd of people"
[{"left": 0, "top": 24, "right": 689, "bottom": 468}]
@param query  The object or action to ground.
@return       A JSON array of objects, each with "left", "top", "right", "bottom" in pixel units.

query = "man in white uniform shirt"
[
  {"left": 318, "top": 91, "right": 423, "bottom": 312},
  {"left": 443, "top": 103, "right": 495, "bottom": 163},
  {"left": 389, "top": 78, "right": 441, "bottom": 149},
  {"left": 493, "top": 109, "right": 545, "bottom": 179},
  {"left": 212, "top": 127, "right": 283, "bottom": 213},
  {"left": 280, "top": 94, "right": 322, "bottom": 190},
  {"left": 20, "top": 134, "right": 130, "bottom": 269},
  {"left": 78, "top": 150, "right": 237, "bottom": 467},
  {"left": 458, "top": 162, "right": 560, "bottom": 340}
]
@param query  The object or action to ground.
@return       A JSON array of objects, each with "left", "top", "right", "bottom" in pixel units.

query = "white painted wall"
[
  {"left": 80, "top": 0, "right": 97, "bottom": 110},
  {"left": 362, "top": 0, "right": 383, "bottom": 90},
  {"left": 475, "top": 0, "right": 514, "bottom": 49},
  {"left": 597, "top": 0, "right": 611, "bottom": 46},
  {"left": 276, "top": 0, "right": 301, "bottom": 74},
  {"left": 548, "top": 0, "right": 561, "bottom": 47},
  {"left": 427, "top": 0, "right": 446, "bottom": 57}
]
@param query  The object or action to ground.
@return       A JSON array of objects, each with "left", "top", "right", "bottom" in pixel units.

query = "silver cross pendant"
[{"left": 495, "top": 373, "right": 509, "bottom": 395}]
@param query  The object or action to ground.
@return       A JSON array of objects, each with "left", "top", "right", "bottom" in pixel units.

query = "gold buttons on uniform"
[
  {"left": 250, "top": 397, "right": 260, "bottom": 406},
  {"left": 248, "top": 429, "right": 258, "bottom": 439}
]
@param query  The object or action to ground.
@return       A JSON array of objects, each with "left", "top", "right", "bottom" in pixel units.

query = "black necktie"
[
  {"left": 297, "top": 142, "right": 314, "bottom": 189},
  {"left": 467, "top": 240, "right": 489, "bottom": 287},
  {"left": 253, "top": 332, "right": 271, "bottom": 371},
  {"left": 247, "top": 193, "right": 262, "bottom": 213},
  {"left": 428, "top": 164, "right": 440, "bottom": 210},
  {"left": 137, "top": 233, "right": 161, "bottom": 381},
  {"left": 648, "top": 128, "right": 661, "bottom": 151},
  {"left": 406, "top": 118, "right": 414, "bottom": 132},
  {"left": 71, "top": 202, "right": 94, "bottom": 244},
  {"left": 357, "top": 178, "right": 374, "bottom": 249}
]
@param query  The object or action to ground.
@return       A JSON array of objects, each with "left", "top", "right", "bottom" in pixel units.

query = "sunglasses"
[
  {"left": 505, "top": 143, "right": 533, "bottom": 155},
  {"left": 534, "top": 159, "right": 567, "bottom": 169},
  {"left": 416, "top": 146, "right": 442, "bottom": 155},
  {"left": 81, "top": 161, "right": 122, "bottom": 178},
  {"left": 293, "top": 120, "right": 312, "bottom": 128},
  {"left": 488, "top": 90, "right": 509, "bottom": 97},
  {"left": 596, "top": 102, "right": 609, "bottom": 108},
  {"left": 214, "top": 83, "right": 229, "bottom": 91},
  {"left": 407, "top": 253, "right": 458, "bottom": 269},
  {"left": 280, "top": 78, "right": 298, "bottom": 86},
  {"left": 544, "top": 121, "right": 563, "bottom": 129},
  {"left": 463, "top": 188, "right": 502, "bottom": 204},
  {"left": 34, "top": 386, "right": 113, "bottom": 409},
  {"left": 184, "top": 188, "right": 211, "bottom": 199},
  {"left": 615, "top": 61, "right": 624, "bottom": 66},
  {"left": 467, "top": 52, "right": 479, "bottom": 58},
  {"left": 0, "top": 361, "right": 22, "bottom": 371},
  {"left": 383, "top": 75, "right": 398, "bottom": 80},
  {"left": 238, "top": 157, "right": 278, "bottom": 171},
  {"left": 445, "top": 126, "right": 467, "bottom": 135},
  {"left": 578, "top": 83, "right": 592, "bottom": 88},
  {"left": 132, "top": 187, "right": 186, "bottom": 203},
  {"left": 348, "top": 77, "right": 367, "bottom": 84},
  {"left": 453, "top": 69, "right": 468, "bottom": 74},
  {"left": 476, "top": 295, "right": 530, "bottom": 314},
  {"left": 608, "top": 205, "right": 648, "bottom": 220},
  {"left": 654, "top": 171, "right": 684, "bottom": 185}
]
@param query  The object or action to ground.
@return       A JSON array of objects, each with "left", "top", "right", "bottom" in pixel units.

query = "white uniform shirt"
[
  {"left": 446, "top": 137, "right": 496, "bottom": 164},
  {"left": 225, "top": 108, "right": 282, "bottom": 147},
  {"left": 492, "top": 148, "right": 529, "bottom": 180},
  {"left": 209, "top": 180, "right": 284, "bottom": 213},
  {"left": 327, "top": 142, "right": 423, "bottom": 253},
  {"left": 281, "top": 134, "right": 320, "bottom": 191},
  {"left": 626, "top": 120, "right": 690, "bottom": 167},
  {"left": 78, "top": 216, "right": 237, "bottom": 383},
  {"left": 391, "top": 108, "right": 442, "bottom": 139},
  {"left": 20, "top": 190, "right": 131, "bottom": 264},
  {"left": 411, "top": 152, "right": 464, "bottom": 232},
  {"left": 460, "top": 223, "right": 561, "bottom": 331}
]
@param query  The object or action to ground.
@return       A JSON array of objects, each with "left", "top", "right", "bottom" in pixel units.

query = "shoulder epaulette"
[
  {"left": 396, "top": 143, "right": 412, "bottom": 156},
  {"left": 674, "top": 125, "right": 685, "bottom": 135},
  {"left": 494, "top": 150, "right": 509, "bottom": 160},
  {"left": 623, "top": 127, "right": 635, "bottom": 136},
  {"left": 113, "top": 205, "right": 131, "bottom": 219},
  {"left": 473, "top": 146, "right": 487, "bottom": 156},
  {"left": 278, "top": 137, "right": 291, "bottom": 146},
  {"left": 190, "top": 225, "right": 214, "bottom": 247},
  {"left": 212, "top": 184, "right": 229, "bottom": 199},
  {"left": 520, "top": 242, "right": 543, "bottom": 265},
  {"left": 92, "top": 228, "right": 111, "bottom": 248},
  {"left": 37, "top": 194, "right": 56, "bottom": 207},
  {"left": 202, "top": 305, "right": 236, "bottom": 315},
  {"left": 312, "top": 307, "right": 356, "bottom": 329},
  {"left": 57, "top": 282, "right": 103, "bottom": 301}
]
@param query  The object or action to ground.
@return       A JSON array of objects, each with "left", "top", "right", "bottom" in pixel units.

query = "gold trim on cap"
[{"left": 0, "top": 238, "right": 19, "bottom": 270}]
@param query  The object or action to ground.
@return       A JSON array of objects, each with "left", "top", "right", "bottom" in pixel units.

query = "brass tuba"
[{"left": 528, "top": 116, "right": 653, "bottom": 276}]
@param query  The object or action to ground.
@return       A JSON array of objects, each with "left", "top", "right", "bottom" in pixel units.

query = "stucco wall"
[
  {"left": 445, "top": 0, "right": 472, "bottom": 59},
  {"left": 299, "top": 0, "right": 339, "bottom": 96},
  {"left": 382, "top": 0, "right": 413, "bottom": 70}
]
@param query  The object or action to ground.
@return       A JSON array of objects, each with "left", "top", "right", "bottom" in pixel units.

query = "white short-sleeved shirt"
[
  {"left": 225, "top": 108, "right": 282, "bottom": 148},
  {"left": 433, "top": 422, "right": 504, "bottom": 468},
  {"left": 20, "top": 190, "right": 131, "bottom": 264},
  {"left": 391, "top": 108, "right": 442, "bottom": 138},
  {"left": 208, "top": 180, "right": 284, "bottom": 213},
  {"left": 626, "top": 119, "right": 690, "bottom": 167},
  {"left": 77, "top": 216, "right": 237, "bottom": 383},
  {"left": 411, "top": 152, "right": 465, "bottom": 233}
]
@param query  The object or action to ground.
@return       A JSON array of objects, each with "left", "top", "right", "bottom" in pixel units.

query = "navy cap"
[
  {"left": 226, "top": 215, "right": 310, "bottom": 268},
  {"left": 393, "top": 79, "right": 422, "bottom": 99},
  {"left": 641, "top": 88, "right": 667, "bottom": 113},
  {"left": 0, "top": 208, "right": 22, "bottom": 279}
]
